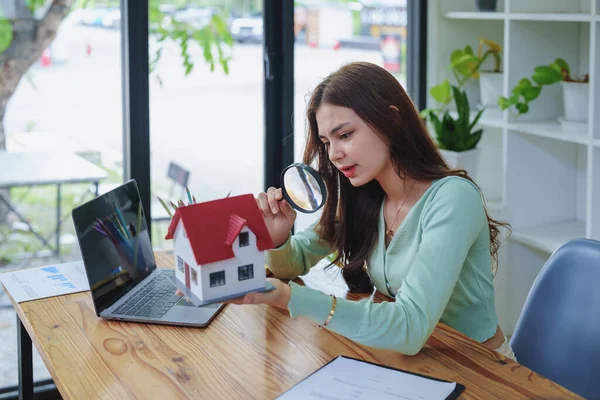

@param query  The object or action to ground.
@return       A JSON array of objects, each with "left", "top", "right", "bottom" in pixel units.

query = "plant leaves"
[
  {"left": 479, "top": 38, "right": 501, "bottom": 53},
  {"left": 465, "top": 128, "right": 483, "bottom": 150},
  {"left": 469, "top": 108, "right": 485, "bottom": 132},
  {"left": 419, "top": 108, "right": 433, "bottom": 119},
  {"left": 522, "top": 86, "right": 541, "bottom": 101},
  {"left": 428, "top": 112, "right": 443, "bottom": 137},
  {"left": 551, "top": 57, "right": 570, "bottom": 77},
  {"left": 26, "top": 0, "right": 46, "bottom": 11},
  {"left": 212, "top": 14, "right": 234, "bottom": 47},
  {"left": 518, "top": 78, "right": 532, "bottom": 89},
  {"left": 498, "top": 97, "right": 510, "bottom": 109},
  {"left": 430, "top": 80, "right": 451, "bottom": 103},
  {"left": 431, "top": 86, "right": 483, "bottom": 152},
  {"left": 440, "top": 112, "right": 457, "bottom": 150},
  {"left": 450, "top": 49, "right": 464, "bottom": 65},
  {"left": 451, "top": 54, "right": 479, "bottom": 69},
  {"left": 452, "top": 85, "right": 470, "bottom": 135},
  {"left": 451, "top": 49, "right": 478, "bottom": 78},
  {"left": 532, "top": 66, "right": 562, "bottom": 85},
  {"left": 0, "top": 17, "right": 12, "bottom": 54},
  {"left": 516, "top": 102, "right": 529, "bottom": 114}
]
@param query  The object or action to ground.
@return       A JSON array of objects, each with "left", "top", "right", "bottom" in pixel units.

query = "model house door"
[{"left": 184, "top": 262, "right": 190, "bottom": 289}]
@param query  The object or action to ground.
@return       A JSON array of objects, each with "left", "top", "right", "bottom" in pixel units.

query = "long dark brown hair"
[{"left": 303, "top": 62, "right": 511, "bottom": 293}]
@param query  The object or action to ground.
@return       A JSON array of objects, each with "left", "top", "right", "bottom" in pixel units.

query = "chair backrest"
[
  {"left": 510, "top": 238, "right": 600, "bottom": 400},
  {"left": 167, "top": 162, "right": 190, "bottom": 198}
]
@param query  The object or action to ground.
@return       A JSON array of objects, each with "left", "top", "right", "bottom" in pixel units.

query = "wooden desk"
[{"left": 10, "top": 251, "right": 581, "bottom": 399}]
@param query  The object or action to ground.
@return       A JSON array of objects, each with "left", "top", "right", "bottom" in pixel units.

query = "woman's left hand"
[
  {"left": 175, "top": 278, "right": 291, "bottom": 310},
  {"left": 228, "top": 278, "right": 291, "bottom": 309}
]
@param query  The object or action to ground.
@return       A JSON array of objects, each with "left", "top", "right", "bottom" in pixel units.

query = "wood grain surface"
[{"left": 7, "top": 250, "right": 581, "bottom": 399}]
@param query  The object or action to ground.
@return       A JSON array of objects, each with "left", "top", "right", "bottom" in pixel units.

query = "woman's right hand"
[{"left": 256, "top": 187, "right": 296, "bottom": 248}]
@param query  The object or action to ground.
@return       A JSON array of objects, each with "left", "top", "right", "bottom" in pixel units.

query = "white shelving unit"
[{"left": 427, "top": 0, "right": 600, "bottom": 335}]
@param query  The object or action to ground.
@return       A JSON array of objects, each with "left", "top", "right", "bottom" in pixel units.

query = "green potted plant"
[
  {"left": 499, "top": 58, "right": 589, "bottom": 127},
  {"left": 421, "top": 40, "right": 496, "bottom": 176},
  {"left": 450, "top": 39, "right": 503, "bottom": 110},
  {"left": 422, "top": 83, "right": 484, "bottom": 176}
]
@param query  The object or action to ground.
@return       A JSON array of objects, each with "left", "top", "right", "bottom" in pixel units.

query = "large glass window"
[
  {"left": 149, "top": 0, "right": 264, "bottom": 249},
  {"left": 0, "top": 1, "right": 123, "bottom": 390},
  {"left": 293, "top": 1, "right": 408, "bottom": 231}
]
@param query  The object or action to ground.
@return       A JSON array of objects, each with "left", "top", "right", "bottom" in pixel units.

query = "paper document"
[
  {"left": 0, "top": 261, "right": 90, "bottom": 303},
  {"left": 278, "top": 356, "right": 462, "bottom": 400}
]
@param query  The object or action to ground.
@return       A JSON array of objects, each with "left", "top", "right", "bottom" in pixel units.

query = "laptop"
[{"left": 72, "top": 179, "right": 225, "bottom": 327}]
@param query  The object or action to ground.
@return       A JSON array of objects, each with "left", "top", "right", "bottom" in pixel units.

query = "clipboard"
[{"left": 277, "top": 355, "right": 465, "bottom": 400}]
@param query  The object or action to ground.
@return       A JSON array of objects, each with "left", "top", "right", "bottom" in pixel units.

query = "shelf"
[
  {"left": 443, "top": 12, "right": 593, "bottom": 22},
  {"left": 511, "top": 220, "right": 586, "bottom": 254},
  {"left": 478, "top": 112, "right": 504, "bottom": 129},
  {"left": 508, "top": 120, "right": 589, "bottom": 145},
  {"left": 431, "top": 0, "right": 599, "bottom": 338},
  {"left": 443, "top": 12, "right": 507, "bottom": 20},
  {"left": 449, "top": 111, "right": 504, "bottom": 129},
  {"left": 510, "top": 13, "right": 593, "bottom": 22}
]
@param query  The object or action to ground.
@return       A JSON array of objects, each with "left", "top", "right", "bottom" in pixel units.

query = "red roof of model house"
[{"left": 165, "top": 194, "right": 274, "bottom": 265}]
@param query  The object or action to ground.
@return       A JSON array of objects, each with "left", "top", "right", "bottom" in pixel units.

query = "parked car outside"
[{"left": 230, "top": 16, "right": 263, "bottom": 43}]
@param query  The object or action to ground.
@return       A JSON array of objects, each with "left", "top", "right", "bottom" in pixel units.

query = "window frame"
[
  {"left": 209, "top": 271, "right": 226, "bottom": 288},
  {"left": 238, "top": 231, "right": 249, "bottom": 247},
  {"left": 238, "top": 264, "right": 254, "bottom": 281}
]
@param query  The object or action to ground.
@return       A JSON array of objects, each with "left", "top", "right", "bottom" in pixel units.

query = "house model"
[{"left": 165, "top": 193, "right": 275, "bottom": 306}]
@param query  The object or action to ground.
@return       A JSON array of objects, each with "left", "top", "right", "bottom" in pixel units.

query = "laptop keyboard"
[{"left": 113, "top": 273, "right": 181, "bottom": 319}]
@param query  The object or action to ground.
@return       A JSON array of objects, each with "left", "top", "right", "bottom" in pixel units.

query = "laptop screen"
[{"left": 72, "top": 180, "right": 156, "bottom": 314}]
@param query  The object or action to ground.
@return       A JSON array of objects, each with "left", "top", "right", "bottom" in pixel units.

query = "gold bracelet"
[{"left": 322, "top": 295, "right": 337, "bottom": 327}]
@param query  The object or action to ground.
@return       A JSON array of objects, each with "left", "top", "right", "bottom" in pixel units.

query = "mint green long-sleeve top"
[{"left": 265, "top": 176, "right": 499, "bottom": 356}]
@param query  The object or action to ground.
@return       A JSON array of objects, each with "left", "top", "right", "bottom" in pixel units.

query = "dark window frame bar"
[
  {"left": 121, "top": 0, "right": 151, "bottom": 234},
  {"left": 263, "top": 0, "right": 295, "bottom": 191},
  {"left": 406, "top": 0, "right": 428, "bottom": 111}
]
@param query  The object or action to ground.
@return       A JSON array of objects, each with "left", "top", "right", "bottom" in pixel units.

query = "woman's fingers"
[
  {"left": 267, "top": 187, "right": 282, "bottom": 214},
  {"left": 279, "top": 199, "right": 295, "bottom": 219},
  {"left": 256, "top": 191, "right": 271, "bottom": 216}
]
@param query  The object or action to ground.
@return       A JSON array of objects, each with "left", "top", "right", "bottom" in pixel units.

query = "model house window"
[
  {"left": 210, "top": 271, "right": 226, "bottom": 287},
  {"left": 239, "top": 231, "right": 249, "bottom": 247},
  {"left": 238, "top": 264, "right": 254, "bottom": 281},
  {"left": 191, "top": 268, "right": 198, "bottom": 285},
  {"left": 177, "top": 256, "right": 184, "bottom": 273}
]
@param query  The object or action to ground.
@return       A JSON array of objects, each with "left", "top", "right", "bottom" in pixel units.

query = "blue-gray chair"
[{"left": 510, "top": 238, "right": 600, "bottom": 400}]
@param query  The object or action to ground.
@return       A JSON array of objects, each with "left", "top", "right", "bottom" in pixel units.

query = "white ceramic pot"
[
  {"left": 561, "top": 81, "right": 588, "bottom": 122},
  {"left": 440, "top": 147, "right": 482, "bottom": 177},
  {"left": 479, "top": 72, "right": 504, "bottom": 108}
]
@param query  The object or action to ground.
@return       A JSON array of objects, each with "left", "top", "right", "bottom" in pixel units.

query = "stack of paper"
[
  {"left": 277, "top": 356, "right": 463, "bottom": 400},
  {"left": 0, "top": 261, "right": 90, "bottom": 303}
]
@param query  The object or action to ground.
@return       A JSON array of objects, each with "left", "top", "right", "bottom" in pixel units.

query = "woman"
[{"left": 231, "top": 62, "right": 513, "bottom": 360}]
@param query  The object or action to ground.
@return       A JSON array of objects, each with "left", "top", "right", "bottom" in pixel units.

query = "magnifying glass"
[{"left": 280, "top": 163, "right": 327, "bottom": 213}]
